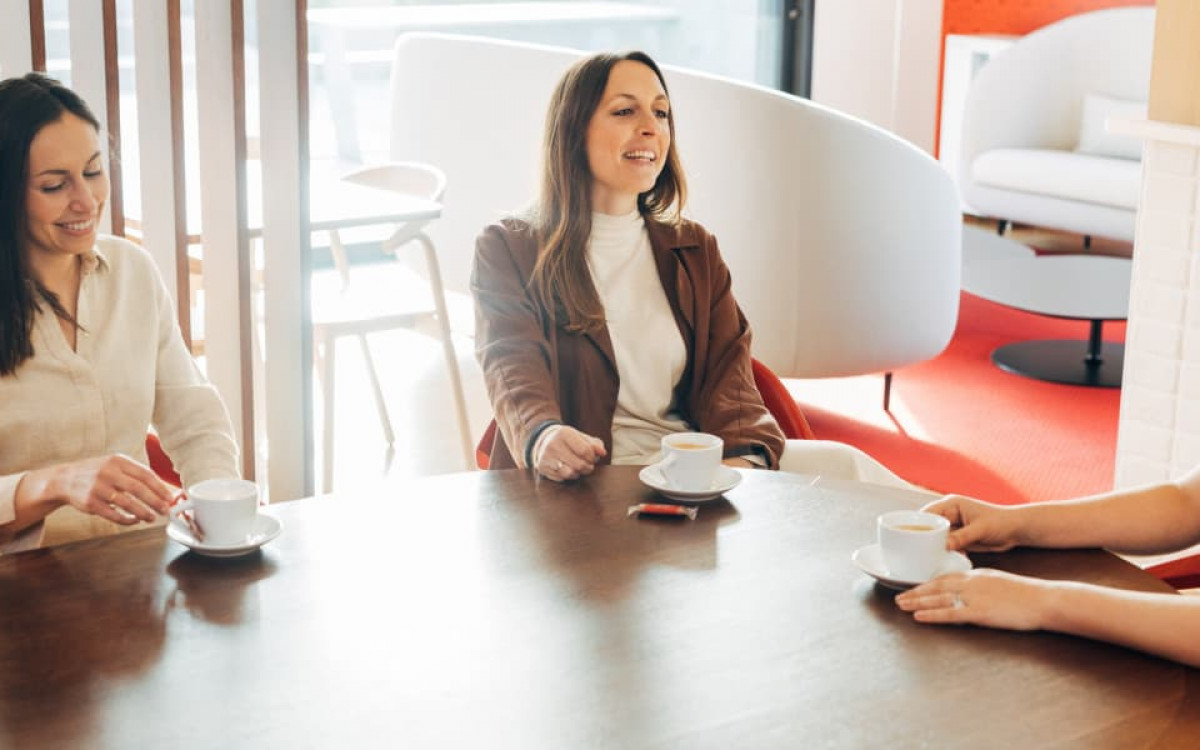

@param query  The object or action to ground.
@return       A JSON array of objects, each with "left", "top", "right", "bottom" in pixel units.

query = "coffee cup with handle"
[
  {"left": 877, "top": 510, "right": 950, "bottom": 582},
  {"left": 653, "top": 432, "right": 723, "bottom": 492},
  {"left": 171, "top": 478, "right": 260, "bottom": 546}
]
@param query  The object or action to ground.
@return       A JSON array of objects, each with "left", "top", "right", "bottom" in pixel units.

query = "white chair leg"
[
  {"left": 357, "top": 333, "right": 395, "bottom": 445},
  {"left": 420, "top": 234, "right": 473, "bottom": 469},
  {"left": 316, "top": 330, "right": 336, "bottom": 494}
]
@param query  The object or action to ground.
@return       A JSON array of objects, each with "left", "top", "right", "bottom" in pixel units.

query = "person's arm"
[
  {"left": 1015, "top": 467, "right": 1200, "bottom": 554},
  {"left": 926, "top": 465, "right": 1200, "bottom": 555},
  {"left": 896, "top": 569, "right": 1200, "bottom": 667},
  {"left": 1047, "top": 581, "right": 1200, "bottom": 666},
  {"left": 0, "top": 471, "right": 53, "bottom": 546},
  {"left": 687, "top": 232, "right": 784, "bottom": 468},
  {"left": 471, "top": 223, "right": 570, "bottom": 469},
  {"left": 0, "top": 455, "right": 173, "bottom": 547}
]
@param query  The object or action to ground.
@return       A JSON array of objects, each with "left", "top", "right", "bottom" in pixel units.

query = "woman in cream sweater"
[{"left": 0, "top": 73, "right": 238, "bottom": 551}]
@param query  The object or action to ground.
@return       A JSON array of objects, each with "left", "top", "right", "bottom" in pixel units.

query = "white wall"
[
  {"left": 1115, "top": 120, "right": 1200, "bottom": 487},
  {"left": 810, "top": 0, "right": 943, "bottom": 155}
]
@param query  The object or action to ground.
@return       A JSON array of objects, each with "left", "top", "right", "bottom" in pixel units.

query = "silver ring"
[{"left": 951, "top": 592, "right": 964, "bottom": 609}]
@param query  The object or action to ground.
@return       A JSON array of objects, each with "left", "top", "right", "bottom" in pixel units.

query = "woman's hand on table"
[
  {"left": 534, "top": 426, "right": 606, "bottom": 482},
  {"left": 35, "top": 454, "right": 174, "bottom": 524},
  {"left": 921, "top": 494, "right": 1024, "bottom": 552},
  {"left": 895, "top": 569, "right": 1055, "bottom": 631}
]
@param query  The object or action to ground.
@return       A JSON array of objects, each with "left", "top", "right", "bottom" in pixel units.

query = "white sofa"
[
  {"left": 960, "top": 7, "right": 1154, "bottom": 243},
  {"left": 386, "top": 34, "right": 961, "bottom": 379}
]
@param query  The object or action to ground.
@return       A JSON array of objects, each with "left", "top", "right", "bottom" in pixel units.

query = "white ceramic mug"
[
  {"left": 878, "top": 510, "right": 950, "bottom": 582},
  {"left": 653, "top": 432, "right": 723, "bottom": 492},
  {"left": 172, "top": 478, "right": 259, "bottom": 546}
]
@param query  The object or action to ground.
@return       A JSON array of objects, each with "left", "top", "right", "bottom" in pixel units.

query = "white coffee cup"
[
  {"left": 653, "top": 432, "right": 723, "bottom": 492},
  {"left": 173, "top": 478, "right": 259, "bottom": 546},
  {"left": 878, "top": 510, "right": 950, "bottom": 582}
]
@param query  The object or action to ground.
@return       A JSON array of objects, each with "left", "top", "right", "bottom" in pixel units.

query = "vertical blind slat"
[
  {"left": 29, "top": 0, "right": 45, "bottom": 71},
  {"left": 131, "top": 0, "right": 191, "bottom": 339},
  {"left": 257, "top": 0, "right": 313, "bottom": 499},
  {"left": 101, "top": 0, "right": 124, "bottom": 236},
  {"left": 0, "top": 1, "right": 35, "bottom": 76},
  {"left": 194, "top": 0, "right": 255, "bottom": 481},
  {"left": 167, "top": 0, "right": 190, "bottom": 342},
  {"left": 67, "top": 0, "right": 111, "bottom": 234}
]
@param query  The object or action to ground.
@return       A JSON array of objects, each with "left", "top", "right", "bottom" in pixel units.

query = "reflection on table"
[{"left": 1, "top": 466, "right": 1197, "bottom": 747}]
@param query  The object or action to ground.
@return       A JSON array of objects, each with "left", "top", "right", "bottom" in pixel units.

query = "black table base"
[
  {"left": 992, "top": 339, "right": 1124, "bottom": 387},
  {"left": 992, "top": 318, "right": 1123, "bottom": 388}
]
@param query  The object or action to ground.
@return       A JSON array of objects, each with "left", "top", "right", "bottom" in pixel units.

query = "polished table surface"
[{"left": 2, "top": 467, "right": 1198, "bottom": 748}]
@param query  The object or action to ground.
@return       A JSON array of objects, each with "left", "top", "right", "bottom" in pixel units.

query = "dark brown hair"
[
  {"left": 530, "top": 51, "right": 687, "bottom": 333},
  {"left": 0, "top": 73, "right": 100, "bottom": 376}
]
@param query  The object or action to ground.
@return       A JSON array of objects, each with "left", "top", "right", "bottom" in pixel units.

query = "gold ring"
[
  {"left": 555, "top": 459, "right": 564, "bottom": 472},
  {"left": 109, "top": 488, "right": 121, "bottom": 504}
]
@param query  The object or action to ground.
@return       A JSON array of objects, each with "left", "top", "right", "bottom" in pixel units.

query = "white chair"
[
  {"left": 959, "top": 7, "right": 1154, "bottom": 243},
  {"left": 313, "top": 161, "right": 472, "bottom": 492},
  {"left": 386, "top": 34, "right": 960, "bottom": 391}
]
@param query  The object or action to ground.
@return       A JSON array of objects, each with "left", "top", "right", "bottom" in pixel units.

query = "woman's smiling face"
[
  {"left": 585, "top": 59, "right": 672, "bottom": 215},
  {"left": 24, "top": 112, "right": 108, "bottom": 269}
]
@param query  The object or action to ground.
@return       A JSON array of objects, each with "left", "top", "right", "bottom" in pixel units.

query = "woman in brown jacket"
[{"left": 472, "top": 50, "right": 905, "bottom": 487}]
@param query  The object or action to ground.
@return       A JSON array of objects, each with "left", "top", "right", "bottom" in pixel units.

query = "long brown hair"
[
  {"left": 530, "top": 51, "right": 687, "bottom": 334},
  {"left": 0, "top": 73, "right": 100, "bottom": 376}
]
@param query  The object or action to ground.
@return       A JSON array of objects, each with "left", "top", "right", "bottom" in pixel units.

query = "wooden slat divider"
[
  {"left": 28, "top": 0, "right": 45, "bottom": 71},
  {"left": 232, "top": 0, "right": 255, "bottom": 481},
  {"left": 101, "top": 0, "right": 124, "bottom": 236},
  {"left": 168, "top": 0, "right": 190, "bottom": 343}
]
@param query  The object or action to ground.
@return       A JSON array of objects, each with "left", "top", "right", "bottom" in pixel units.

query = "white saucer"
[
  {"left": 638, "top": 464, "right": 742, "bottom": 503},
  {"left": 167, "top": 514, "right": 282, "bottom": 558},
  {"left": 851, "top": 543, "right": 972, "bottom": 590}
]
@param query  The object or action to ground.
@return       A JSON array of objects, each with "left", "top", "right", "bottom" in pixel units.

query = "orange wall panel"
[{"left": 943, "top": 0, "right": 1155, "bottom": 36}]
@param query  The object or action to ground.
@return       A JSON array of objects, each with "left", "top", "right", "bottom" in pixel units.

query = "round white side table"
[{"left": 961, "top": 226, "right": 1131, "bottom": 387}]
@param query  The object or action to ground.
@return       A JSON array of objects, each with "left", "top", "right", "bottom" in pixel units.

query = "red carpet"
[{"left": 792, "top": 293, "right": 1124, "bottom": 505}]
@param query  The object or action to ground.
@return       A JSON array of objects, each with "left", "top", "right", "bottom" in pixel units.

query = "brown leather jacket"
[{"left": 471, "top": 216, "right": 785, "bottom": 470}]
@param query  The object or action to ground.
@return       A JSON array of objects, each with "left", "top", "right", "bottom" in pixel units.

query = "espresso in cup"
[
  {"left": 877, "top": 510, "right": 950, "bottom": 582},
  {"left": 655, "top": 432, "right": 723, "bottom": 491},
  {"left": 175, "top": 478, "right": 260, "bottom": 546}
]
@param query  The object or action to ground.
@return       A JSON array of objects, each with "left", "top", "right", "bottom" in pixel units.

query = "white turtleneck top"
[{"left": 586, "top": 210, "right": 690, "bottom": 464}]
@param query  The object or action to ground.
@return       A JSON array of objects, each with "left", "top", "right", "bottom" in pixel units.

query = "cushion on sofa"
[
  {"left": 971, "top": 148, "right": 1141, "bottom": 211},
  {"left": 1076, "top": 92, "right": 1146, "bottom": 160}
]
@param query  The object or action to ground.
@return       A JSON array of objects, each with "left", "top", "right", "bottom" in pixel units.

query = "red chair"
[
  {"left": 750, "top": 357, "right": 815, "bottom": 441},
  {"left": 476, "top": 358, "right": 811, "bottom": 469},
  {"left": 1146, "top": 556, "right": 1200, "bottom": 591},
  {"left": 476, "top": 420, "right": 499, "bottom": 470},
  {"left": 145, "top": 433, "right": 183, "bottom": 488}
]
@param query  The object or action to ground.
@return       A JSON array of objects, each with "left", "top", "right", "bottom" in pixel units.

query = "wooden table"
[{"left": 2, "top": 467, "right": 1197, "bottom": 748}]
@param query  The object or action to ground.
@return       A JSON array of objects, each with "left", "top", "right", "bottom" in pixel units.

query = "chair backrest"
[
  {"left": 959, "top": 7, "right": 1155, "bottom": 186},
  {"left": 146, "top": 433, "right": 183, "bottom": 488},
  {"left": 340, "top": 161, "right": 447, "bottom": 202},
  {"left": 751, "top": 358, "right": 815, "bottom": 441},
  {"left": 387, "top": 34, "right": 961, "bottom": 379}
]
